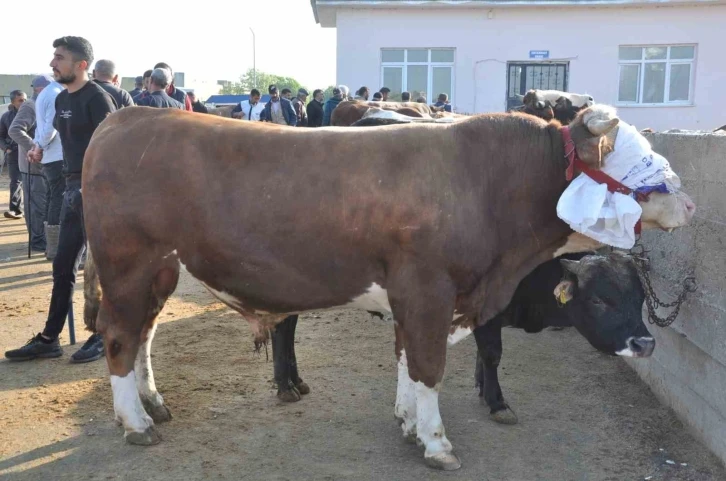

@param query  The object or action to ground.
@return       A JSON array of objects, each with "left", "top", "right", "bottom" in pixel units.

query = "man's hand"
[
  {"left": 232, "top": 111, "right": 243, "bottom": 119},
  {"left": 28, "top": 146, "right": 43, "bottom": 163}
]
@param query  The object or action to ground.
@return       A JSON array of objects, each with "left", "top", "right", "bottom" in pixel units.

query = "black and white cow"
[{"left": 471, "top": 252, "right": 650, "bottom": 424}]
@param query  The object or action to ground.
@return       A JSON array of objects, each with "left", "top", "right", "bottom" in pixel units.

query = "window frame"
[
  {"left": 616, "top": 44, "right": 696, "bottom": 107},
  {"left": 380, "top": 48, "right": 455, "bottom": 105}
]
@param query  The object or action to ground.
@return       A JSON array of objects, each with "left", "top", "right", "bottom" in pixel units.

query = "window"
[
  {"left": 617, "top": 45, "right": 696, "bottom": 105},
  {"left": 381, "top": 49, "right": 455, "bottom": 104}
]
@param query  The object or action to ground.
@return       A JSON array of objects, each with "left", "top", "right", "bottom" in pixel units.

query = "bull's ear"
[
  {"left": 553, "top": 279, "right": 576, "bottom": 306},
  {"left": 560, "top": 258, "right": 581, "bottom": 275}
]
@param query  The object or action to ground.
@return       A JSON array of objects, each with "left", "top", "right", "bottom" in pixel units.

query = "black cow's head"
[{"left": 554, "top": 253, "right": 654, "bottom": 358}]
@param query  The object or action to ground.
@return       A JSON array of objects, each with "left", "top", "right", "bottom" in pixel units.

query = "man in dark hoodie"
[
  {"left": 322, "top": 87, "right": 343, "bottom": 126},
  {"left": 306, "top": 89, "right": 324, "bottom": 127}
]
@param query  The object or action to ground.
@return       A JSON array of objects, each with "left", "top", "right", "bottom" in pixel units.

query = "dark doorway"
[{"left": 506, "top": 62, "right": 569, "bottom": 111}]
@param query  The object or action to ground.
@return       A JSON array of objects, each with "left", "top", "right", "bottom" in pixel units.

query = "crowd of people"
[
  {"left": 229, "top": 84, "right": 454, "bottom": 128},
  {"left": 0, "top": 34, "right": 455, "bottom": 365},
  {"left": 0, "top": 36, "right": 215, "bottom": 364}
]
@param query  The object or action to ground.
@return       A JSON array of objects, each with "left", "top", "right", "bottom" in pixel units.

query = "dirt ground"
[{"left": 0, "top": 173, "right": 724, "bottom": 481}]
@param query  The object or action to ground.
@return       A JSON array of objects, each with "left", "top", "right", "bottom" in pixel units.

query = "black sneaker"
[
  {"left": 5, "top": 333, "right": 63, "bottom": 361},
  {"left": 4, "top": 210, "right": 24, "bottom": 220},
  {"left": 70, "top": 333, "right": 105, "bottom": 363}
]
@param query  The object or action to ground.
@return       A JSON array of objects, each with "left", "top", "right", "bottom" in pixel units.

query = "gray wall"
[{"left": 624, "top": 131, "right": 726, "bottom": 465}]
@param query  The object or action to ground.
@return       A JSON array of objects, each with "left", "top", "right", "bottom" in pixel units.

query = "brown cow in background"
[{"left": 331, "top": 100, "right": 434, "bottom": 126}]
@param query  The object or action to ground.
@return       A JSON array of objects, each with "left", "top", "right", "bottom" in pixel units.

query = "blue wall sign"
[{"left": 529, "top": 50, "right": 550, "bottom": 59}]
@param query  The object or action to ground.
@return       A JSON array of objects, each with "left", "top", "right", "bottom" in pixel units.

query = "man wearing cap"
[
  {"left": 260, "top": 85, "right": 297, "bottom": 126},
  {"left": 27, "top": 75, "right": 65, "bottom": 260},
  {"left": 1, "top": 90, "right": 26, "bottom": 219},
  {"left": 322, "top": 87, "right": 344, "bottom": 126},
  {"left": 8, "top": 79, "right": 49, "bottom": 253},
  {"left": 291, "top": 88, "right": 309, "bottom": 127},
  {"left": 128, "top": 76, "right": 143, "bottom": 99}
]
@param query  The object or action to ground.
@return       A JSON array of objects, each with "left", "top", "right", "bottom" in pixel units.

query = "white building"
[{"left": 311, "top": 0, "right": 726, "bottom": 131}]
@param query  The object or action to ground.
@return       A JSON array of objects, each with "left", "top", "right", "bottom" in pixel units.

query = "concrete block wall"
[{"left": 624, "top": 131, "right": 726, "bottom": 465}]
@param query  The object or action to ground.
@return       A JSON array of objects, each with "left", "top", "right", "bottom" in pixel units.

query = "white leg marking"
[
  {"left": 415, "top": 381, "right": 454, "bottom": 461},
  {"left": 395, "top": 349, "right": 417, "bottom": 439},
  {"left": 135, "top": 324, "right": 164, "bottom": 408},
  {"left": 111, "top": 372, "right": 154, "bottom": 434},
  {"left": 447, "top": 327, "right": 472, "bottom": 346}
]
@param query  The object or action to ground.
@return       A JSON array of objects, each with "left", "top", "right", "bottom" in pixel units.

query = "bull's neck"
[{"left": 549, "top": 124, "right": 605, "bottom": 257}]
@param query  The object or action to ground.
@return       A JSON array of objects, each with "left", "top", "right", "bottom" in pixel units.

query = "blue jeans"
[{"left": 42, "top": 187, "right": 85, "bottom": 339}]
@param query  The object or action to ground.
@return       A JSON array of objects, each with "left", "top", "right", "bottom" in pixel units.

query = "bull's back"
[{"left": 83, "top": 107, "right": 463, "bottom": 252}]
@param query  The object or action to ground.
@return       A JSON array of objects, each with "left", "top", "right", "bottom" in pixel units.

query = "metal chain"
[{"left": 628, "top": 239, "right": 698, "bottom": 327}]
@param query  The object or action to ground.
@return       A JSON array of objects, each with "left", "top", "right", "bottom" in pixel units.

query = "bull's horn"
[{"left": 586, "top": 117, "right": 619, "bottom": 136}]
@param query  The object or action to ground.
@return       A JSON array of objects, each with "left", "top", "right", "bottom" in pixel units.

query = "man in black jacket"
[
  {"left": 187, "top": 91, "right": 209, "bottom": 113},
  {"left": 92, "top": 59, "right": 133, "bottom": 108},
  {"left": 306, "top": 89, "right": 324, "bottom": 128},
  {"left": 135, "top": 69, "right": 184, "bottom": 109},
  {"left": 128, "top": 76, "right": 143, "bottom": 99},
  {"left": 5, "top": 35, "right": 116, "bottom": 364},
  {"left": 1, "top": 90, "right": 27, "bottom": 218}
]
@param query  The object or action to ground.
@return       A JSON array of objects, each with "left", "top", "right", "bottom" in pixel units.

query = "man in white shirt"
[
  {"left": 28, "top": 76, "right": 65, "bottom": 260},
  {"left": 231, "top": 88, "right": 265, "bottom": 121}
]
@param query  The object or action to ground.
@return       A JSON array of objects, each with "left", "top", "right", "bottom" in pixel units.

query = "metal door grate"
[{"left": 506, "top": 62, "right": 569, "bottom": 111}]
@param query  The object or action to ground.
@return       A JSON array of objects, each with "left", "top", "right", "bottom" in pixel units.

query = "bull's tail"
[{"left": 83, "top": 246, "right": 102, "bottom": 332}]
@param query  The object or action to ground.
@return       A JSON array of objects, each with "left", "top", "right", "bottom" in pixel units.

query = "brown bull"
[
  {"left": 82, "top": 105, "right": 694, "bottom": 470},
  {"left": 330, "top": 100, "right": 433, "bottom": 126}
]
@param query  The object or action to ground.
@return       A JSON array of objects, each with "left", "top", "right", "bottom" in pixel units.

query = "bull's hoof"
[
  {"left": 490, "top": 407, "right": 518, "bottom": 425},
  {"left": 425, "top": 452, "right": 462, "bottom": 471},
  {"left": 277, "top": 387, "right": 302, "bottom": 403},
  {"left": 125, "top": 426, "right": 161, "bottom": 446},
  {"left": 295, "top": 380, "right": 311, "bottom": 395},
  {"left": 403, "top": 431, "right": 418, "bottom": 445},
  {"left": 143, "top": 400, "right": 173, "bottom": 424}
]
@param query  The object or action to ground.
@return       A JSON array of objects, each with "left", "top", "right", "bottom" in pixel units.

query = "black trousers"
[
  {"left": 6, "top": 150, "right": 22, "bottom": 214},
  {"left": 42, "top": 161, "right": 65, "bottom": 225},
  {"left": 42, "top": 187, "right": 85, "bottom": 339}
]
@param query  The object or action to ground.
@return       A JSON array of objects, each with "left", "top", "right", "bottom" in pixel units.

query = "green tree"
[
  {"left": 220, "top": 68, "right": 309, "bottom": 95},
  {"left": 322, "top": 85, "right": 337, "bottom": 100}
]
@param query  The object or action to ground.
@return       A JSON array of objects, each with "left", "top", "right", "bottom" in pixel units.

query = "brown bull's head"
[{"left": 567, "top": 105, "right": 696, "bottom": 232}]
